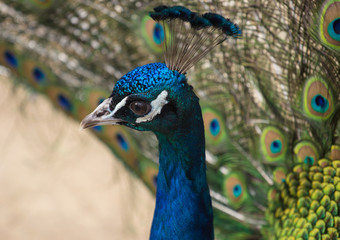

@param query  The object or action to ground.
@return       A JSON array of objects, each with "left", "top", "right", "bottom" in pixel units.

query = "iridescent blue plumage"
[
  {"left": 150, "top": 90, "right": 213, "bottom": 240},
  {"left": 111, "top": 63, "right": 186, "bottom": 96},
  {"left": 57, "top": 94, "right": 73, "bottom": 112},
  {"left": 33, "top": 67, "right": 45, "bottom": 83},
  {"left": 4, "top": 50, "right": 18, "bottom": 67}
]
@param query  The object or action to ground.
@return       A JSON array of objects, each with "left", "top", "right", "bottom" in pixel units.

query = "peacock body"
[{"left": 0, "top": 0, "right": 340, "bottom": 239}]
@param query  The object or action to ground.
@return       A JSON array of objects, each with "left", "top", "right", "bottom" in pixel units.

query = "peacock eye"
[{"left": 129, "top": 101, "right": 151, "bottom": 116}]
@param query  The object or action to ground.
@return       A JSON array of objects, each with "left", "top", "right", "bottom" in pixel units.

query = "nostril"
[{"left": 96, "top": 111, "right": 105, "bottom": 117}]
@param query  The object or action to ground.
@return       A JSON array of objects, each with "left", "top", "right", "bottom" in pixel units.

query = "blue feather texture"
[
  {"left": 111, "top": 63, "right": 186, "bottom": 97},
  {"left": 151, "top": 90, "right": 213, "bottom": 240}
]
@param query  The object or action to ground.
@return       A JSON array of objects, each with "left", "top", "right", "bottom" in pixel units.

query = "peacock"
[
  {"left": 0, "top": 0, "right": 340, "bottom": 239},
  {"left": 80, "top": 6, "right": 242, "bottom": 239}
]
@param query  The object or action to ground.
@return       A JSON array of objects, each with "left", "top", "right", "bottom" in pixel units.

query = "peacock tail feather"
[{"left": 0, "top": 0, "right": 339, "bottom": 239}]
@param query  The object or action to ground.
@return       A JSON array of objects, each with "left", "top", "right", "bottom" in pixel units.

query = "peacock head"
[
  {"left": 81, "top": 6, "right": 241, "bottom": 135},
  {"left": 80, "top": 62, "right": 198, "bottom": 134}
]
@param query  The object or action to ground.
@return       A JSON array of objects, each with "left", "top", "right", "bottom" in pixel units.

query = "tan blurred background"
[{"left": 0, "top": 73, "right": 154, "bottom": 240}]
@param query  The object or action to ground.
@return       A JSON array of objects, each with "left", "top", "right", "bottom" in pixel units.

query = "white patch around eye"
[
  {"left": 105, "top": 96, "right": 128, "bottom": 118},
  {"left": 136, "top": 90, "right": 168, "bottom": 123}
]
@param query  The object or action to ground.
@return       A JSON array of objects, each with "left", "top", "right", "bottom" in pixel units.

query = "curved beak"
[{"left": 80, "top": 98, "right": 123, "bottom": 129}]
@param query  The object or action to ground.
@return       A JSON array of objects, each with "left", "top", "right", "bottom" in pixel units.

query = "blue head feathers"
[{"left": 111, "top": 63, "right": 186, "bottom": 97}]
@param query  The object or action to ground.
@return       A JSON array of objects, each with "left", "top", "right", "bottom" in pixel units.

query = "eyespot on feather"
[
  {"left": 21, "top": 59, "right": 55, "bottom": 91},
  {"left": 319, "top": 0, "right": 340, "bottom": 51},
  {"left": 103, "top": 126, "right": 139, "bottom": 169},
  {"left": 202, "top": 108, "right": 226, "bottom": 145},
  {"left": 273, "top": 167, "right": 286, "bottom": 184},
  {"left": 328, "top": 145, "right": 340, "bottom": 160},
  {"left": 140, "top": 160, "right": 159, "bottom": 193},
  {"left": 46, "top": 86, "right": 75, "bottom": 114},
  {"left": 302, "top": 76, "right": 334, "bottom": 120},
  {"left": 261, "top": 127, "right": 287, "bottom": 162},
  {"left": 267, "top": 188, "right": 279, "bottom": 203},
  {"left": 141, "top": 16, "right": 170, "bottom": 53},
  {"left": 223, "top": 172, "right": 248, "bottom": 209},
  {"left": 294, "top": 141, "right": 319, "bottom": 165},
  {"left": 0, "top": 43, "right": 21, "bottom": 73}
]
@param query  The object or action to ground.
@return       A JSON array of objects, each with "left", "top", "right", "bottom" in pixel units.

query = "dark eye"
[{"left": 129, "top": 101, "right": 151, "bottom": 116}]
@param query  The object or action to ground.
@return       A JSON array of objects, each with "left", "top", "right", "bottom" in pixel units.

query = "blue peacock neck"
[{"left": 150, "top": 102, "right": 214, "bottom": 240}]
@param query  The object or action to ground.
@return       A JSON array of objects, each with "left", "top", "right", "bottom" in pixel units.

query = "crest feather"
[{"left": 150, "top": 6, "right": 241, "bottom": 74}]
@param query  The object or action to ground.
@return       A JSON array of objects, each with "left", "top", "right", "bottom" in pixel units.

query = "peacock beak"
[{"left": 80, "top": 98, "right": 123, "bottom": 129}]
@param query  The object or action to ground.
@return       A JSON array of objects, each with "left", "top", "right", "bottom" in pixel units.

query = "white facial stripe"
[
  {"left": 93, "top": 98, "right": 111, "bottom": 113},
  {"left": 105, "top": 96, "right": 128, "bottom": 118},
  {"left": 136, "top": 90, "right": 168, "bottom": 123}
]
